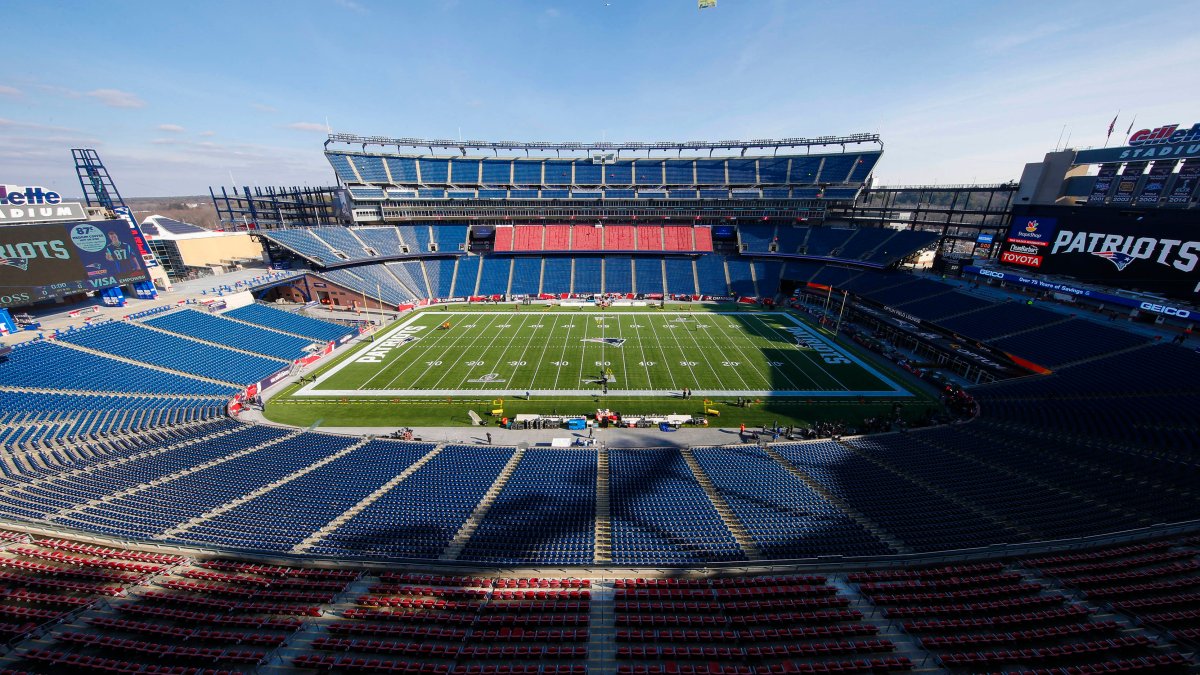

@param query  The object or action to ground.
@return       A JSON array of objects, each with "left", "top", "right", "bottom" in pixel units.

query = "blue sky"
[{"left": 2, "top": 0, "right": 1198, "bottom": 197}]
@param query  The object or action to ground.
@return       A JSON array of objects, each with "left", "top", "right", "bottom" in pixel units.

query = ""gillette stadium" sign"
[{"left": 0, "top": 185, "right": 87, "bottom": 223}]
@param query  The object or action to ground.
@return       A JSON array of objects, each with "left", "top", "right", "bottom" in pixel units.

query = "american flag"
[{"left": 1106, "top": 114, "right": 1118, "bottom": 140}]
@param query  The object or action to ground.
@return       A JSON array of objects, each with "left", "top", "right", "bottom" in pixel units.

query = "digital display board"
[
  {"left": 998, "top": 205, "right": 1200, "bottom": 299},
  {"left": 0, "top": 220, "right": 149, "bottom": 308}
]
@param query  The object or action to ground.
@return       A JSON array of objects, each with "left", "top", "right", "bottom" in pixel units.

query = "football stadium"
[{"left": 2, "top": 8, "right": 1200, "bottom": 675}]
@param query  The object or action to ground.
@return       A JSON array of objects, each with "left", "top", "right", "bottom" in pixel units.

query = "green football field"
[{"left": 297, "top": 309, "right": 910, "bottom": 398}]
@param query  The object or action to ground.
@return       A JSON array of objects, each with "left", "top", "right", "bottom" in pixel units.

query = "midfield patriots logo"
[
  {"left": 0, "top": 258, "right": 29, "bottom": 271},
  {"left": 1092, "top": 250, "right": 1136, "bottom": 271},
  {"left": 581, "top": 337, "right": 626, "bottom": 347}
]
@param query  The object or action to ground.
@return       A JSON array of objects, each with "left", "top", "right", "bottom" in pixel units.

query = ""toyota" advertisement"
[{"left": 999, "top": 205, "right": 1200, "bottom": 299}]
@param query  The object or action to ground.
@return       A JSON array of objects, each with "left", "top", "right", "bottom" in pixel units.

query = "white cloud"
[
  {"left": 251, "top": 102, "right": 277, "bottom": 113},
  {"left": 285, "top": 121, "right": 330, "bottom": 133},
  {"left": 37, "top": 84, "right": 82, "bottom": 99},
  {"left": 157, "top": 123, "right": 186, "bottom": 133},
  {"left": 86, "top": 88, "right": 146, "bottom": 108},
  {"left": 334, "top": 0, "right": 367, "bottom": 13},
  {"left": 0, "top": 85, "right": 21, "bottom": 98},
  {"left": 199, "top": 130, "right": 215, "bottom": 137},
  {"left": 0, "top": 118, "right": 80, "bottom": 133}
]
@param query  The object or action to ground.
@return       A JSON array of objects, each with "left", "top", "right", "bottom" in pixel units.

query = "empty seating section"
[
  {"left": 387, "top": 260, "right": 431, "bottom": 298},
  {"left": 849, "top": 560, "right": 1185, "bottom": 673},
  {"left": 515, "top": 226, "right": 546, "bottom": 251},
  {"left": 0, "top": 341, "right": 233, "bottom": 395},
  {"left": 773, "top": 227, "right": 807, "bottom": 254},
  {"left": 508, "top": 255, "right": 542, "bottom": 293},
  {"left": 691, "top": 445, "right": 891, "bottom": 558},
  {"left": 573, "top": 226, "right": 602, "bottom": 250},
  {"left": 223, "top": 302, "right": 353, "bottom": 343},
  {"left": 452, "top": 255, "right": 481, "bottom": 296},
  {"left": 58, "top": 321, "right": 285, "bottom": 385},
  {"left": 177, "top": 440, "right": 436, "bottom": 552},
  {"left": 541, "top": 258, "right": 571, "bottom": 295},
  {"left": 1023, "top": 540, "right": 1200, "bottom": 653},
  {"left": 636, "top": 226, "right": 663, "bottom": 251},
  {"left": 263, "top": 228, "right": 333, "bottom": 263},
  {"left": 817, "top": 155, "right": 856, "bottom": 183},
  {"left": 481, "top": 159, "right": 513, "bottom": 183},
  {"left": 836, "top": 229, "right": 896, "bottom": 261},
  {"left": 847, "top": 430, "right": 1125, "bottom": 542},
  {"left": 806, "top": 265, "right": 862, "bottom": 288},
  {"left": 661, "top": 258, "right": 695, "bottom": 295},
  {"left": 56, "top": 431, "right": 357, "bottom": 540},
  {"left": 609, "top": 448, "right": 744, "bottom": 565},
  {"left": 634, "top": 258, "right": 663, "bottom": 295},
  {"left": 544, "top": 226, "right": 570, "bottom": 250},
  {"left": 477, "top": 257, "right": 512, "bottom": 295},
  {"left": 460, "top": 449, "right": 596, "bottom": 565},
  {"left": 433, "top": 224, "right": 469, "bottom": 252},
  {"left": 754, "top": 261, "right": 783, "bottom": 296},
  {"left": 354, "top": 227, "right": 406, "bottom": 256},
  {"left": 739, "top": 225, "right": 776, "bottom": 253},
  {"left": 398, "top": 225, "right": 434, "bottom": 253},
  {"left": 322, "top": 267, "right": 414, "bottom": 307},
  {"left": 937, "top": 302, "right": 1069, "bottom": 341},
  {"left": 145, "top": 309, "right": 314, "bottom": 359},
  {"left": 572, "top": 257, "right": 602, "bottom": 294},
  {"left": 0, "top": 527, "right": 1195, "bottom": 675},
  {"left": 726, "top": 259, "right": 755, "bottom": 296},
  {"left": 991, "top": 318, "right": 1149, "bottom": 368},
  {"left": 605, "top": 257, "right": 634, "bottom": 294},
  {"left": 0, "top": 421, "right": 281, "bottom": 521},
  {"left": 0, "top": 391, "right": 226, "bottom": 450},
  {"left": 606, "top": 225, "right": 636, "bottom": 250},
  {"left": 694, "top": 255, "right": 727, "bottom": 296},
  {"left": 386, "top": 156, "right": 418, "bottom": 182},
  {"left": 505, "top": 225, "right": 714, "bottom": 252},
  {"left": 865, "top": 230, "right": 938, "bottom": 265},
  {"left": 327, "top": 153, "right": 359, "bottom": 182},
  {"left": 313, "top": 227, "right": 372, "bottom": 259},
  {"left": 892, "top": 290, "right": 992, "bottom": 320},
  {"left": 802, "top": 229, "right": 856, "bottom": 257},
  {"left": 423, "top": 258, "right": 458, "bottom": 298},
  {"left": 773, "top": 442, "right": 1016, "bottom": 552},
  {"left": 614, "top": 574, "right": 907, "bottom": 675},
  {"left": 312, "top": 445, "right": 514, "bottom": 558},
  {"left": 858, "top": 278, "right": 948, "bottom": 307},
  {"left": 494, "top": 226, "right": 515, "bottom": 251}
]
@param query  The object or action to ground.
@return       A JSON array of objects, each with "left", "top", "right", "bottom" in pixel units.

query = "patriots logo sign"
[
  {"left": 1093, "top": 250, "right": 1135, "bottom": 271},
  {"left": 0, "top": 257, "right": 29, "bottom": 271},
  {"left": 581, "top": 337, "right": 626, "bottom": 347}
]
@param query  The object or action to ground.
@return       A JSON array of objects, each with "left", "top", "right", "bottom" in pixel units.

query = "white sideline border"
[{"left": 292, "top": 310, "right": 913, "bottom": 399}]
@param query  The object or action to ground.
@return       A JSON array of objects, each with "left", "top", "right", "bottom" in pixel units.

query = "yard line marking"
[
  {"left": 464, "top": 312, "right": 533, "bottom": 390},
  {"left": 381, "top": 313, "right": 492, "bottom": 391},
  {"left": 526, "top": 313, "right": 562, "bottom": 390},
  {"left": 748, "top": 313, "right": 845, "bottom": 390},
  {"left": 356, "top": 313, "right": 461, "bottom": 390},
  {"left": 713, "top": 314, "right": 805, "bottom": 390},
  {"left": 423, "top": 313, "right": 507, "bottom": 391}
]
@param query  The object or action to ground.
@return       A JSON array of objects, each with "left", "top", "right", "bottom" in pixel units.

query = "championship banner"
[
  {"left": 1133, "top": 159, "right": 1177, "bottom": 207},
  {"left": 1166, "top": 158, "right": 1200, "bottom": 205},
  {"left": 1086, "top": 163, "right": 1120, "bottom": 205},
  {"left": 1110, "top": 161, "right": 1148, "bottom": 205}
]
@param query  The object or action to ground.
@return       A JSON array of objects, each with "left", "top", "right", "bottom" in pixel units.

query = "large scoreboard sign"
[
  {"left": 999, "top": 205, "right": 1200, "bottom": 299},
  {"left": 0, "top": 220, "right": 149, "bottom": 308}
]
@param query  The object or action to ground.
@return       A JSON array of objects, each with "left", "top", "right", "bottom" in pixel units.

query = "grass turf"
[{"left": 264, "top": 305, "right": 938, "bottom": 429}]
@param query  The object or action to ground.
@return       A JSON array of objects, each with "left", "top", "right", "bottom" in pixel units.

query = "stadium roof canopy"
[{"left": 326, "top": 133, "right": 882, "bottom": 155}]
